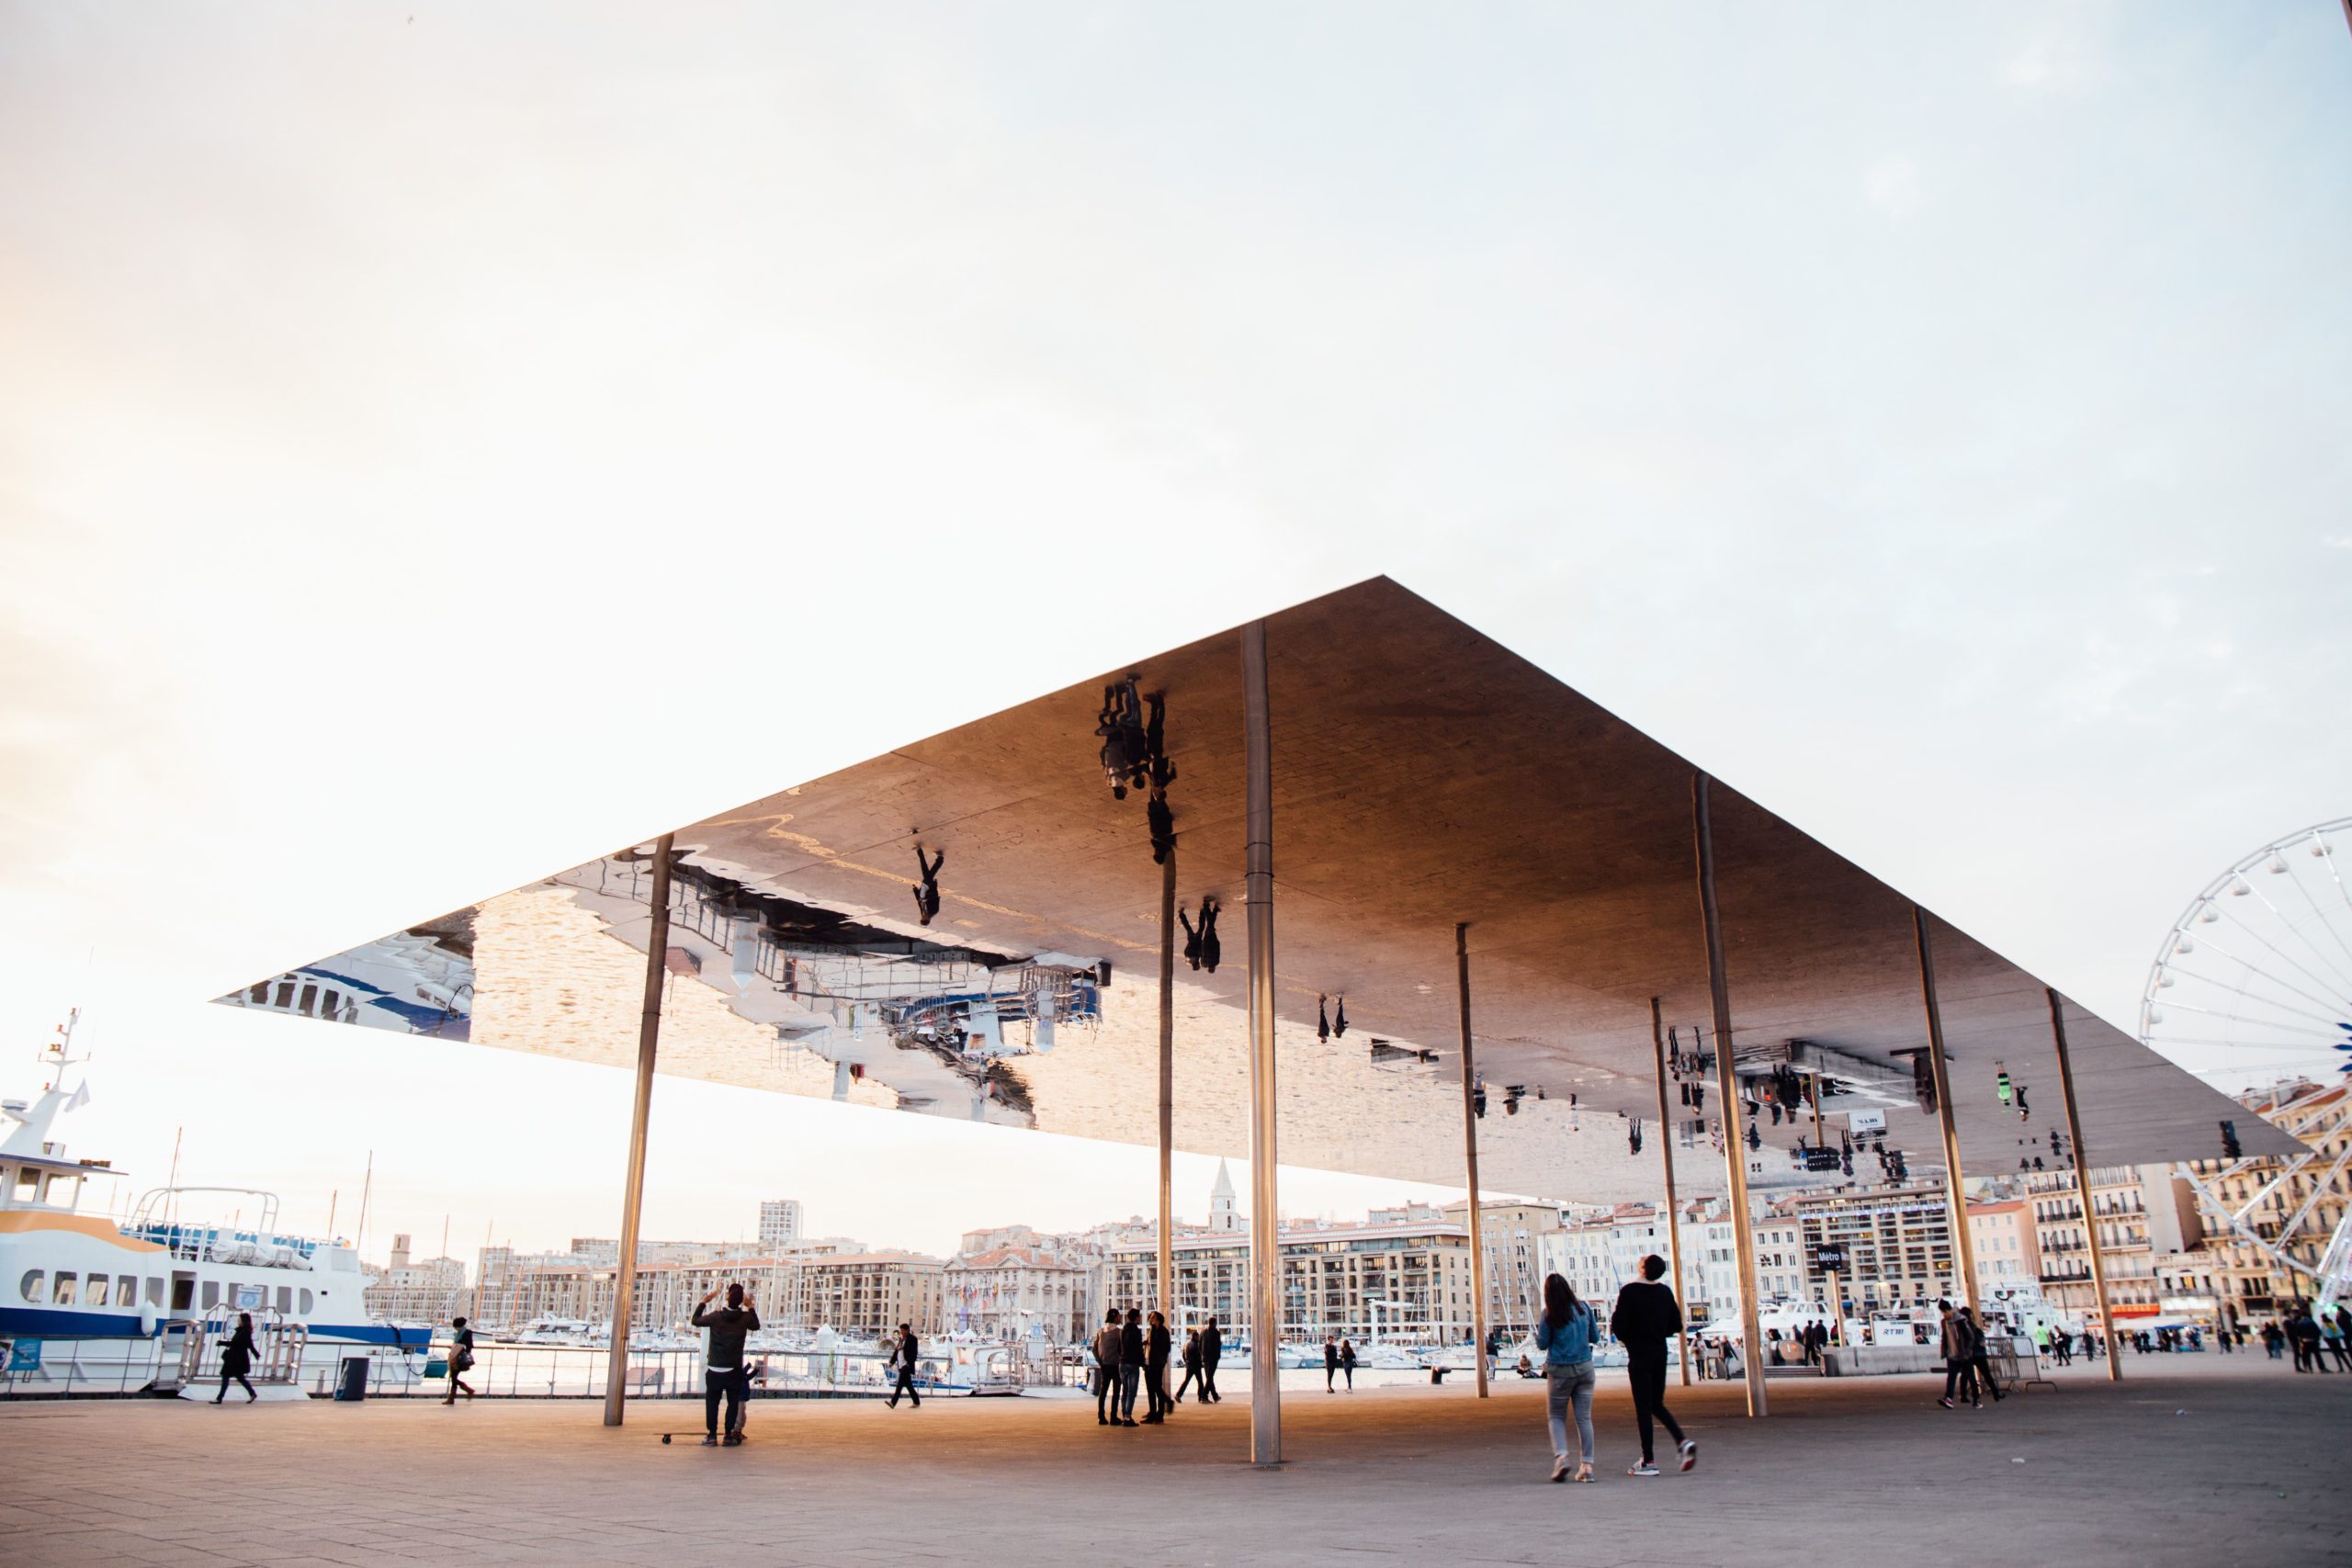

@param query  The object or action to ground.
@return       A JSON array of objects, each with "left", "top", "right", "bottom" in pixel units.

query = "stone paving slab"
[{"left": 5, "top": 1357, "right": 2346, "bottom": 1567}]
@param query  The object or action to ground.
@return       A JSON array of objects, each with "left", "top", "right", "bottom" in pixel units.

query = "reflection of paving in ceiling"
[{"left": 222, "top": 577, "right": 2297, "bottom": 1202}]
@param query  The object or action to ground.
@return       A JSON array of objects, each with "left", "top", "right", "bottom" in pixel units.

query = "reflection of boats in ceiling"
[
  {"left": 219, "top": 916, "right": 475, "bottom": 1041},
  {"left": 551, "top": 854, "right": 1106, "bottom": 1112}
]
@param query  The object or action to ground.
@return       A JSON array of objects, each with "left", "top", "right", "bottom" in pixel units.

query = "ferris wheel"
[{"left": 2141, "top": 818, "right": 2352, "bottom": 1084}]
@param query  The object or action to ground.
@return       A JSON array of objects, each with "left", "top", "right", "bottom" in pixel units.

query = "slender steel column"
[
  {"left": 603, "top": 831, "right": 673, "bottom": 1427},
  {"left": 1241, "top": 620, "right": 1283, "bottom": 1465},
  {"left": 1914, "top": 908, "right": 1980, "bottom": 1306},
  {"left": 1455, "top": 922, "right": 1492, "bottom": 1399},
  {"left": 1691, "top": 773, "right": 1767, "bottom": 1417},
  {"left": 1649, "top": 998, "right": 1692, "bottom": 1387},
  {"left": 1158, "top": 848, "right": 1177, "bottom": 1326},
  {"left": 2048, "top": 987, "right": 2122, "bottom": 1381}
]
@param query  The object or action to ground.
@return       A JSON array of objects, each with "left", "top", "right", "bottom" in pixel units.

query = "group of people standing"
[
  {"left": 1532, "top": 1255, "right": 1699, "bottom": 1483},
  {"left": 1091, "top": 1308, "right": 1222, "bottom": 1425},
  {"left": 2269, "top": 1303, "right": 2352, "bottom": 1371}
]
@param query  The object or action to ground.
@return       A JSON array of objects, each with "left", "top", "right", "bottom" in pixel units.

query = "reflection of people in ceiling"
[
  {"left": 911, "top": 846, "right": 944, "bottom": 926},
  {"left": 1097, "top": 679, "right": 1149, "bottom": 799},
  {"left": 1148, "top": 788, "right": 1175, "bottom": 865},
  {"left": 1179, "top": 897, "right": 1221, "bottom": 973}
]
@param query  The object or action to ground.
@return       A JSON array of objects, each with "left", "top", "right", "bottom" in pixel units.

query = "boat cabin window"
[
  {"left": 299, "top": 1289, "right": 313, "bottom": 1314},
  {"left": 146, "top": 1278, "right": 164, "bottom": 1307},
  {"left": 17, "top": 1269, "right": 42, "bottom": 1302},
  {"left": 171, "top": 1278, "right": 193, "bottom": 1312},
  {"left": 275, "top": 1285, "right": 292, "bottom": 1314},
  {"left": 298, "top": 983, "right": 317, "bottom": 1014},
  {"left": 51, "top": 1271, "right": 76, "bottom": 1305},
  {"left": 43, "top": 1173, "right": 77, "bottom": 1206},
  {"left": 12, "top": 1168, "right": 36, "bottom": 1201},
  {"left": 200, "top": 1280, "right": 220, "bottom": 1310},
  {"left": 85, "top": 1276, "right": 109, "bottom": 1306},
  {"left": 275, "top": 981, "right": 296, "bottom": 1009},
  {"left": 247, "top": 983, "right": 267, "bottom": 1004},
  {"left": 118, "top": 1275, "right": 137, "bottom": 1307}
]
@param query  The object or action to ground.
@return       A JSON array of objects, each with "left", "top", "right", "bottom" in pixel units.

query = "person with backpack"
[
  {"left": 886, "top": 1322, "right": 922, "bottom": 1409},
  {"left": 1173, "top": 1327, "right": 1203, "bottom": 1405},
  {"left": 1535, "top": 1273, "right": 1599, "bottom": 1483},
  {"left": 1610, "top": 1254, "right": 1695, "bottom": 1476}
]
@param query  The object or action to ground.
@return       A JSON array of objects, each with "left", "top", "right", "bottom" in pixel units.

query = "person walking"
[
  {"left": 690, "top": 1282, "right": 760, "bottom": 1446},
  {"left": 1610, "top": 1254, "right": 1695, "bottom": 1476},
  {"left": 1535, "top": 1273, "right": 1599, "bottom": 1483},
  {"left": 1324, "top": 1333, "right": 1340, "bottom": 1393},
  {"left": 1143, "top": 1310, "right": 1172, "bottom": 1423},
  {"left": 1091, "top": 1309, "right": 1125, "bottom": 1427},
  {"left": 1340, "top": 1337, "right": 1357, "bottom": 1391},
  {"left": 213, "top": 1312, "right": 259, "bottom": 1404},
  {"left": 1199, "top": 1315, "right": 1223, "bottom": 1403},
  {"left": 2330, "top": 1307, "right": 2352, "bottom": 1373},
  {"left": 886, "top": 1322, "right": 922, "bottom": 1408},
  {"left": 1937, "top": 1301, "right": 1980, "bottom": 1408},
  {"left": 442, "top": 1314, "right": 477, "bottom": 1404},
  {"left": 1117, "top": 1308, "right": 1144, "bottom": 1427},
  {"left": 1962, "top": 1306, "right": 2005, "bottom": 1404},
  {"left": 1174, "top": 1327, "right": 1203, "bottom": 1405}
]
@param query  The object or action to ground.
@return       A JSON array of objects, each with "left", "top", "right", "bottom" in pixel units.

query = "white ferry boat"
[{"left": 0, "top": 1019, "right": 428, "bottom": 1397}]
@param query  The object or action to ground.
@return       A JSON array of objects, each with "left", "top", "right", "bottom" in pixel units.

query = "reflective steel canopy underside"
[{"left": 220, "top": 579, "right": 2290, "bottom": 1201}]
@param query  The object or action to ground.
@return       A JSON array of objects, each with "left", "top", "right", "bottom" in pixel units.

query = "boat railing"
[{"left": 330, "top": 1338, "right": 1065, "bottom": 1401}]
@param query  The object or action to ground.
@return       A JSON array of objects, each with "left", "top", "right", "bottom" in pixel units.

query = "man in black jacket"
[
  {"left": 691, "top": 1282, "right": 761, "bottom": 1447},
  {"left": 1610, "top": 1256, "right": 1695, "bottom": 1475},
  {"left": 1117, "top": 1308, "right": 1145, "bottom": 1427},
  {"left": 1199, "top": 1315, "right": 1223, "bottom": 1403},
  {"left": 1143, "top": 1310, "right": 1173, "bottom": 1423},
  {"left": 887, "top": 1323, "right": 922, "bottom": 1408}
]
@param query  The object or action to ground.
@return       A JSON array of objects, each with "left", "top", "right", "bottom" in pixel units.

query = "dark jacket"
[
  {"left": 894, "top": 1330, "right": 920, "bottom": 1370},
  {"left": 1147, "top": 1323, "right": 1170, "bottom": 1369},
  {"left": 1182, "top": 1336, "right": 1202, "bottom": 1370},
  {"left": 690, "top": 1302, "right": 761, "bottom": 1369},
  {"left": 1120, "top": 1322, "right": 1144, "bottom": 1367},
  {"left": 1202, "top": 1325, "right": 1223, "bottom": 1366},
  {"left": 1324, "top": 1340, "right": 1340, "bottom": 1368},
  {"left": 1610, "top": 1280, "right": 1683, "bottom": 1351},
  {"left": 220, "top": 1324, "right": 257, "bottom": 1377}
]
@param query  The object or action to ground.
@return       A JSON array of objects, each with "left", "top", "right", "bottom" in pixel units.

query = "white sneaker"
[
  {"left": 1628, "top": 1461, "right": 1660, "bottom": 1477},
  {"left": 1679, "top": 1439, "right": 1698, "bottom": 1472}
]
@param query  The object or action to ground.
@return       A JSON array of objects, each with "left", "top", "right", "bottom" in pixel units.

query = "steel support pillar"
[
  {"left": 603, "top": 830, "right": 673, "bottom": 1427},
  {"left": 1241, "top": 620, "right": 1283, "bottom": 1465},
  {"left": 2048, "top": 987, "right": 2122, "bottom": 1380},
  {"left": 1456, "top": 922, "right": 1491, "bottom": 1398},
  {"left": 1691, "top": 773, "right": 1767, "bottom": 1417},
  {"left": 1158, "top": 847, "right": 1177, "bottom": 1326},
  {"left": 1915, "top": 908, "right": 1980, "bottom": 1306},
  {"left": 1649, "top": 997, "right": 1692, "bottom": 1387}
]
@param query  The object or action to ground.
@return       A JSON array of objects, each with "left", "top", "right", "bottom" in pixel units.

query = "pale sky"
[{"left": 2, "top": 4, "right": 2346, "bottom": 1267}]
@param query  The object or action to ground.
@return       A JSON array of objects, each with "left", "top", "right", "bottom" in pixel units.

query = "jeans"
[
  {"left": 1626, "top": 1351, "right": 1684, "bottom": 1463},
  {"left": 705, "top": 1367, "right": 749, "bottom": 1435},
  {"left": 1545, "top": 1361, "right": 1596, "bottom": 1463},
  {"left": 1118, "top": 1363, "right": 1141, "bottom": 1419}
]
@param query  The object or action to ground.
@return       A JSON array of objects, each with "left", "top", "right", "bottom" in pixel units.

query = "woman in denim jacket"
[{"left": 1534, "top": 1273, "right": 1599, "bottom": 1483}]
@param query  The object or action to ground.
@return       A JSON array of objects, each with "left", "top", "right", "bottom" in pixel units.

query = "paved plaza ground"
[{"left": 7, "top": 1354, "right": 2346, "bottom": 1568}]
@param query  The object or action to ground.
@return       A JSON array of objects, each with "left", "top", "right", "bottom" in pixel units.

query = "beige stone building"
[
  {"left": 1102, "top": 1207, "right": 1476, "bottom": 1343},
  {"left": 2179, "top": 1080, "right": 2351, "bottom": 1324},
  {"left": 944, "top": 1243, "right": 1088, "bottom": 1341}
]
